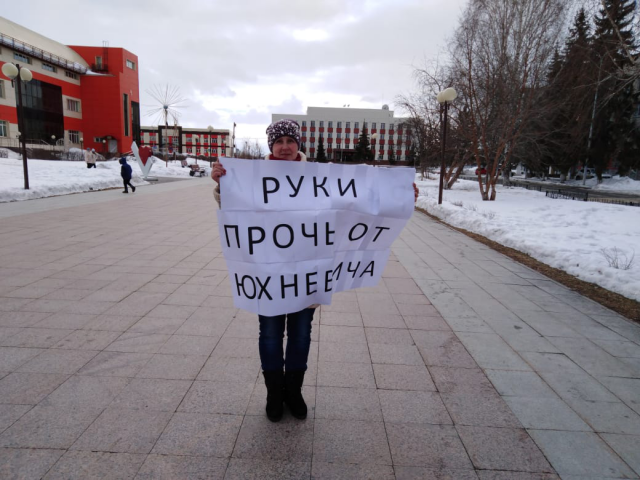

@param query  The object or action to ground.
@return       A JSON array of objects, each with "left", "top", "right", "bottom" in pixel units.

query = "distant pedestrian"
[
  {"left": 119, "top": 157, "right": 136, "bottom": 193},
  {"left": 84, "top": 148, "right": 96, "bottom": 169}
]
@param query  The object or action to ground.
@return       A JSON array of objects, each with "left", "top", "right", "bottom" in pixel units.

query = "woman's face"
[{"left": 272, "top": 136, "right": 299, "bottom": 161}]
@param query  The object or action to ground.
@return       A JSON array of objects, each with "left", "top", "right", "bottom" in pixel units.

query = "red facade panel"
[{"left": 68, "top": 46, "right": 139, "bottom": 152}]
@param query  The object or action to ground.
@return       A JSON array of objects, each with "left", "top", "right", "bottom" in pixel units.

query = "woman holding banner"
[
  {"left": 213, "top": 119, "right": 314, "bottom": 422},
  {"left": 212, "top": 119, "right": 419, "bottom": 423}
]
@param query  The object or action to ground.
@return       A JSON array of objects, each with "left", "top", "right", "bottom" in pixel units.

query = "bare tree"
[
  {"left": 450, "top": 0, "right": 568, "bottom": 200},
  {"left": 397, "top": 62, "right": 471, "bottom": 189},
  {"left": 236, "top": 140, "right": 266, "bottom": 159}
]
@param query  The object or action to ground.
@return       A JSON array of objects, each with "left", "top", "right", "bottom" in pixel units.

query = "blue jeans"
[{"left": 258, "top": 308, "right": 315, "bottom": 372}]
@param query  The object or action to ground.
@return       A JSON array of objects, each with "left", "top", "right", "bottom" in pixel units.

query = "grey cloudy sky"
[{"left": 4, "top": 0, "right": 468, "bottom": 142}]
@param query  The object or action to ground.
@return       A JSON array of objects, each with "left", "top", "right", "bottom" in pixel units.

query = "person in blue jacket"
[{"left": 119, "top": 157, "right": 136, "bottom": 193}]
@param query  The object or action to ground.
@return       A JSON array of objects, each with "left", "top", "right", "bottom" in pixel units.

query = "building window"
[
  {"left": 65, "top": 71, "right": 78, "bottom": 80},
  {"left": 319, "top": 133, "right": 324, "bottom": 139},
  {"left": 346, "top": 122, "right": 350, "bottom": 128},
  {"left": 319, "top": 121, "right": 324, "bottom": 127},
  {"left": 381, "top": 123, "right": 385, "bottom": 129},
  {"left": 380, "top": 134, "right": 385, "bottom": 139},
  {"left": 355, "top": 122, "right": 359, "bottom": 129},
  {"left": 93, "top": 137, "right": 102, "bottom": 142},
  {"left": 328, "top": 121, "right": 333, "bottom": 128},
  {"left": 302, "top": 121, "right": 307, "bottom": 127},
  {"left": 390, "top": 123, "right": 394, "bottom": 130},
  {"left": 66, "top": 99, "right": 81, "bottom": 112},
  {"left": 42, "top": 62, "right": 57, "bottom": 73},
  {"left": 378, "top": 154, "right": 383, "bottom": 160},
  {"left": 310, "top": 142, "right": 315, "bottom": 148},
  {"left": 337, "top": 121, "right": 342, "bottom": 128},
  {"left": 372, "top": 122, "right": 376, "bottom": 129},
  {"left": 126, "top": 59, "right": 136, "bottom": 70},
  {"left": 328, "top": 133, "right": 333, "bottom": 138},
  {"left": 0, "top": 79, "right": 5, "bottom": 99},
  {"left": 337, "top": 133, "right": 342, "bottom": 139},
  {"left": 95, "top": 56, "right": 103, "bottom": 67},
  {"left": 14, "top": 52, "right": 31, "bottom": 64},
  {"left": 123, "top": 93, "right": 129, "bottom": 137},
  {"left": 310, "top": 120, "right": 315, "bottom": 127},
  {"left": 0, "top": 120, "right": 8, "bottom": 137},
  {"left": 68, "top": 130, "right": 80, "bottom": 143}
]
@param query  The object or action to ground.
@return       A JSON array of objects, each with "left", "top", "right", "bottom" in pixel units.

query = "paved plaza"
[{"left": 0, "top": 178, "right": 639, "bottom": 479}]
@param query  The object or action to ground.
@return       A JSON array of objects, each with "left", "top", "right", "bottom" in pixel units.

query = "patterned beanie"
[{"left": 266, "top": 119, "right": 300, "bottom": 152}]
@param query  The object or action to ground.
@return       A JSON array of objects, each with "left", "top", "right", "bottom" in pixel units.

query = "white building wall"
[{"left": 272, "top": 106, "right": 409, "bottom": 161}]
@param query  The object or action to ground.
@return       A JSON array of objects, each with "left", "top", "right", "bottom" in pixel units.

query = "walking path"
[{"left": 0, "top": 181, "right": 638, "bottom": 479}]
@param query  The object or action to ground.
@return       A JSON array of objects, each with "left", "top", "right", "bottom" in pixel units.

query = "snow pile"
[
  {"left": 0, "top": 156, "right": 209, "bottom": 203},
  {"left": 592, "top": 175, "right": 640, "bottom": 193},
  {"left": 415, "top": 175, "right": 640, "bottom": 302}
]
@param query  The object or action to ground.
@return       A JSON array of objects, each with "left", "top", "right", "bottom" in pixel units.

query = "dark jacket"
[{"left": 119, "top": 158, "right": 132, "bottom": 179}]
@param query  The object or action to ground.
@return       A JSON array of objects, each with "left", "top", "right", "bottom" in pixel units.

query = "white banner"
[{"left": 217, "top": 158, "right": 415, "bottom": 316}]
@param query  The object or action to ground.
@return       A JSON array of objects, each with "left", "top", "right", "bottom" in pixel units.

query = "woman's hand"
[
  {"left": 413, "top": 183, "right": 419, "bottom": 203},
  {"left": 211, "top": 163, "right": 226, "bottom": 183}
]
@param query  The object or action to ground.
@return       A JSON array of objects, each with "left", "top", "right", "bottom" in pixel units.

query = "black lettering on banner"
[
  {"left": 235, "top": 274, "right": 257, "bottom": 299},
  {"left": 324, "top": 269, "right": 334, "bottom": 292},
  {"left": 286, "top": 175, "right": 304, "bottom": 197},
  {"left": 262, "top": 177, "right": 280, "bottom": 204},
  {"left": 325, "top": 222, "right": 335, "bottom": 245},
  {"left": 338, "top": 178, "right": 357, "bottom": 197},
  {"left": 224, "top": 225, "right": 240, "bottom": 248},
  {"left": 313, "top": 177, "right": 329, "bottom": 197},
  {"left": 360, "top": 261, "right": 375, "bottom": 278},
  {"left": 349, "top": 223, "right": 369, "bottom": 241},
  {"left": 347, "top": 261, "right": 361, "bottom": 278},
  {"left": 302, "top": 222, "right": 318, "bottom": 247},
  {"left": 256, "top": 276, "right": 273, "bottom": 300},
  {"left": 273, "top": 224, "right": 294, "bottom": 248},
  {"left": 306, "top": 272, "right": 318, "bottom": 295},
  {"left": 281, "top": 274, "right": 299, "bottom": 298},
  {"left": 332, "top": 262, "right": 343, "bottom": 282},
  {"left": 373, "top": 226, "right": 391, "bottom": 242},
  {"left": 247, "top": 227, "right": 265, "bottom": 255}
]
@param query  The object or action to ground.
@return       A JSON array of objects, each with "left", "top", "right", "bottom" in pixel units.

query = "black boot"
[
  {"left": 284, "top": 370, "right": 307, "bottom": 419},
  {"left": 263, "top": 370, "right": 284, "bottom": 422}
]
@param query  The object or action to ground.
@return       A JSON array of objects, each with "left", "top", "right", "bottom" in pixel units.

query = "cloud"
[{"left": 2, "top": 0, "right": 468, "bottom": 135}]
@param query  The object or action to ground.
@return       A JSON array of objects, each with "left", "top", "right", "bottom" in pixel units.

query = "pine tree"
[
  {"left": 590, "top": 0, "right": 639, "bottom": 178},
  {"left": 354, "top": 127, "right": 373, "bottom": 162},
  {"left": 545, "top": 8, "right": 594, "bottom": 177},
  {"left": 316, "top": 136, "right": 327, "bottom": 163}
]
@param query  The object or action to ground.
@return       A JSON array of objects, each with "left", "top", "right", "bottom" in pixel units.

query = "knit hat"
[{"left": 266, "top": 119, "right": 300, "bottom": 152}]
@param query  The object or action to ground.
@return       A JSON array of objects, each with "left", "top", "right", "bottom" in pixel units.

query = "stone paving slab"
[{"left": 0, "top": 183, "right": 638, "bottom": 478}]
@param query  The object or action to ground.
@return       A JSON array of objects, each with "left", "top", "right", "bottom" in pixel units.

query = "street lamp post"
[
  {"left": 2, "top": 62, "right": 33, "bottom": 189},
  {"left": 436, "top": 87, "right": 458, "bottom": 205},
  {"left": 51, "top": 135, "right": 56, "bottom": 151}
]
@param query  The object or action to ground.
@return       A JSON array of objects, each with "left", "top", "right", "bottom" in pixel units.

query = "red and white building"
[
  {"left": 140, "top": 125, "right": 231, "bottom": 158},
  {"left": 272, "top": 106, "right": 411, "bottom": 162},
  {"left": 0, "top": 16, "right": 140, "bottom": 154}
]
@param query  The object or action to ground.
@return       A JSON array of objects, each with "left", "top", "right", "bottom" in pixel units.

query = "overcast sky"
[{"left": 4, "top": 0, "right": 468, "bottom": 144}]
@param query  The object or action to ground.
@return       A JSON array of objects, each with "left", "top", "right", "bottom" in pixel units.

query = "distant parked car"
[{"left": 575, "top": 168, "right": 595, "bottom": 180}]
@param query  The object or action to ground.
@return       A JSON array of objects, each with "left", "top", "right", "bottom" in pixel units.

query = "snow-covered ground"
[
  {"left": 0, "top": 151, "right": 207, "bottom": 202},
  {"left": 416, "top": 174, "right": 640, "bottom": 302}
]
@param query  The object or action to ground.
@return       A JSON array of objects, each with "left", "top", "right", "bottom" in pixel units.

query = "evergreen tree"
[
  {"left": 316, "top": 136, "right": 327, "bottom": 163},
  {"left": 354, "top": 127, "right": 373, "bottom": 162},
  {"left": 388, "top": 147, "right": 396, "bottom": 165},
  {"left": 549, "top": 8, "right": 594, "bottom": 177},
  {"left": 590, "top": 0, "right": 639, "bottom": 178}
]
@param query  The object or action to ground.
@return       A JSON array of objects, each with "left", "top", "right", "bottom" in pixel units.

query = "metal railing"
[{"left": 0, "top": 32, "right": 88, "bottom": 74}]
